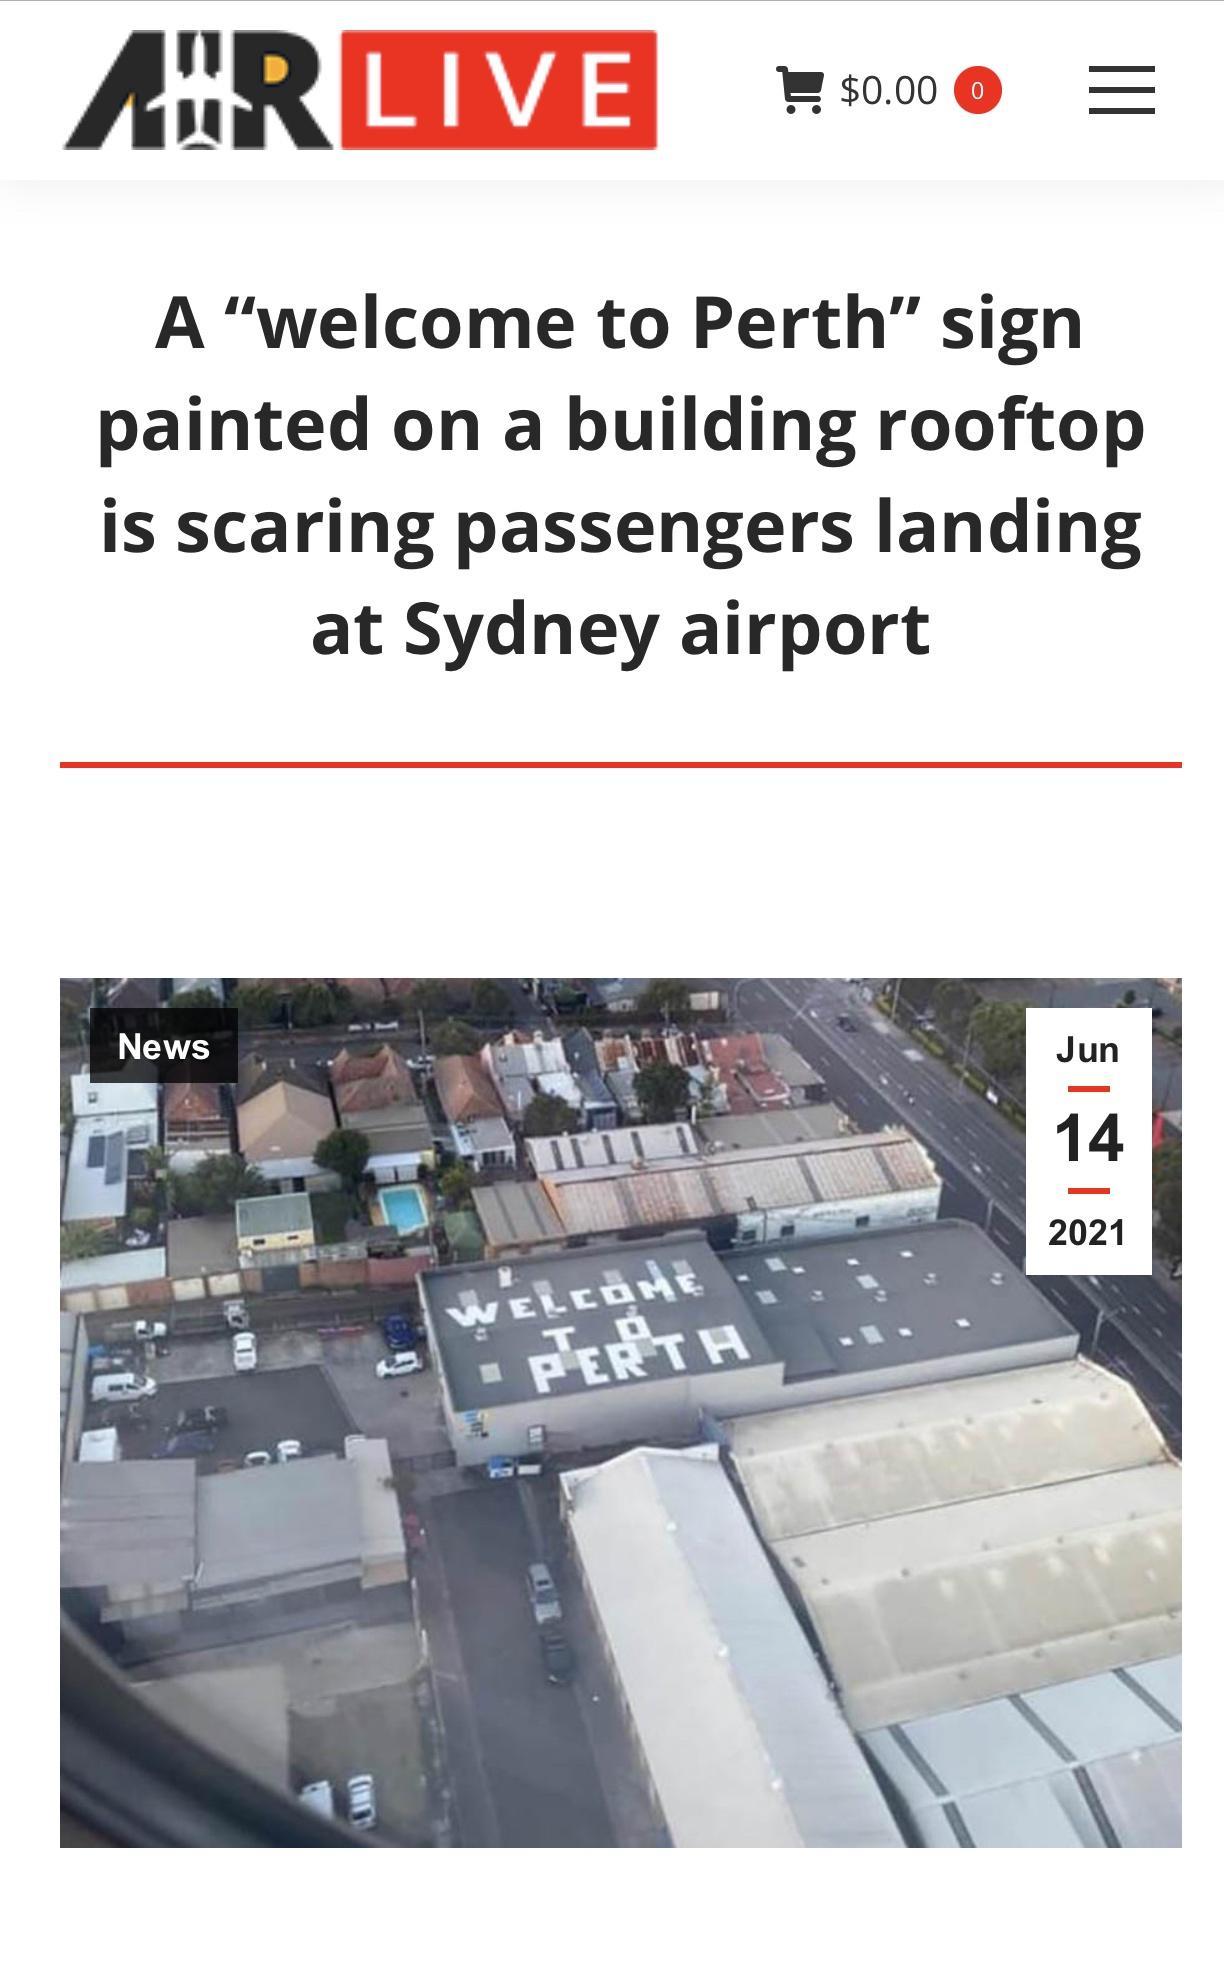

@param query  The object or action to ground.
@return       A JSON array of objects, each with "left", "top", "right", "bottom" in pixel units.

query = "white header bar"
[{"left": 3, "top": 0, "right": 1221, "bottom": 182}]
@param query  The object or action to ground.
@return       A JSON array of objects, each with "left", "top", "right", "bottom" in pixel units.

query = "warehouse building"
[
  {"left": 61, "top": 1439, "right": 406, "bottom": 1643},
  {"left": 419, "top": 1223, "right": 1077, "bottom": 1464},
  {"left": 473, "top": 1129, "right": 940, "bottom": 1258},
  {"left": 419, "top": 1233, "right": 783, "bottom": 1465},
  {"left": 720, "top": 1219, "right": 1077, "bottom": 1405},
  {"left": 560, "top": 1446, "right": 903, "bottom": 1847},
  {"left": 725, "top": 1358, "right": 1181, "bottom": 1846}
]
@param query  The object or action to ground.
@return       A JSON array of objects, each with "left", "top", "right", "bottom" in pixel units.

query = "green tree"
[
  {"left": 1153, "top": 1143, "right": 1182, "bottom": 1263},
  {"left": 471, "top": 979, "right": 512, "bottom": 1018},
  {"left": 61, "top": 1223, "right": 112, "bottom": 1260},
  {"left": 1119, "top": 987, "right": 1137, "bottom": 1006},
  {"left": 891, "top": 979, "right": 938, "bottom": 1016},
  {"left": 970, "top": 1001, "right": 1027, "bottom": 1079},
  {"left": 932, "top": 979, "right": 981, "bottom": 1035},
  {"left": 170, "top": 986, "right": 220, "bottom": 1009},
  {"left": 291, "top": 981, "right": 339, "bottom": 1028},
  {"left": 314, "top": 1128, "right": 371, "bottom": 1197},
  {"left": 438, "top": 1162, "right": 474, "bottom": 1207},
  {"left": 634, "top": 1060, "right": 692, "bottom": 1123},
  {"left": 172, "top": 1154, "right": 269, "bottom": 1216},
  {"left": 431, "top": 1018, "right": 483, "bottom": 1056},
  {"left": 407, "top": 980, "right": 466, "bottom": 1016},
  {"left": 232, "top": 980, "right": 282, "bottom": 1027},
  {"left": 522, "top": 1090, "right": 581, "bottom": 1137},
  {"left": 635, "top": 979, "right": 692, "bottom": 1020}
]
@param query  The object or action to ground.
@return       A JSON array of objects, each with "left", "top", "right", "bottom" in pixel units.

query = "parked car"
[
  {"left": 222, "top": 1298, "right": 249, "bottom": 1331},
  {"left": 154, "top": 1428, "right": 215, "bottom": 1459},
  {"left": 527, "top": 1562, "right": 562, "bottom": 1625},
  {"left": 539, "top": 1625, "right": 575, "bottom": 1685},
  {"left": 381, "top": 1313, "right": 416, "bottom": 1352},
  {"left": 276, "top": 1439, "right": 302, "bottom": 1462},
  {"left": 131, "top": 1320, "right": 167, "bottom": 1341},
  {"left": 243, "top": 1449, "right": 272, "bottom": 1468},
  {"left": 298, "top": 1780, "right": 335, "bottom": 1820},
  {"left": 91, "top": 1371, "right": 157, "bottom": 1404},
  {"left": 347, "top": 1774, "right": 377, "bottom": 1831},
  {"left": 375, "top": 1350, "right": 422, "bottom": 1379},
  {"left": 87, "top": 1349, "right": 141, "bottom": 1375},
  {"left": 233, "top": 1331, "right": 258, "bottom": 1372},
  {"left": 175, "top": 1404, "right": 228, "bottom": 1432}
]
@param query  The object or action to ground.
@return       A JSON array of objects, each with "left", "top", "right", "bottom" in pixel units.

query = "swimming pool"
[{"left": 378, "top": 1184, "right": 428, "bottom": 1234}]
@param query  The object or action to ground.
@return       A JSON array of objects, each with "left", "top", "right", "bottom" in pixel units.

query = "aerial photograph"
[{"left": 59, "top": 976, "right": 1182, "bottom": 1848}]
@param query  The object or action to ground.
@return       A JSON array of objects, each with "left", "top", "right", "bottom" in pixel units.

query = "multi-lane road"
[{"left": 728, "top": 977, "right": 1182, "bottom": 1450}]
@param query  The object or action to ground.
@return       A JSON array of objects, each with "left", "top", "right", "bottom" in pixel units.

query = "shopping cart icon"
[{"left": 777, "top": 66, "right": 824, "bottom": 113}]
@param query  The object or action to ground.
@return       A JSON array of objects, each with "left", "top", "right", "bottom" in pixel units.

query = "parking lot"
[{"left": 86, "top": 1321, "right": 452, "bottom": 1469}]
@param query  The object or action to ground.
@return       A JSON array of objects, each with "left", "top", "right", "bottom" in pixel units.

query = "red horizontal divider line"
[
  {"left": 60, "top": 759, "right": 1184, "bottom": 771},
  {"left": 1067, "top": 1084, "right": 1112, "bottom": 1092},
  {"left": 1068, "top": 1186, "right": 1112, "bottom": 1194}
]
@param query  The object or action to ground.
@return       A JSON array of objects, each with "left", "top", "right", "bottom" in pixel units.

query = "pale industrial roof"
[
  {"left": 541, "top": 1131, "right": 939, "bottom": 1237},
  {"left": 472, "top": 1179, "right": 565, "bottom": 1251},
  {"left": 760, "top": 1033, "right": 824, "bottom": 1091},
  {"left": 195, "top": 1459, "right": 360, "bottom": 1590},
  {"left": 526, "top": 1121, "right": 700, "bottom": 1180},
  {"left": 61, "top": 1461, "right": 197, "bottom": 1598},
  {"left": 728, "top": 1360, "right": 1181, "bottom": 1731},
  {"left": 863, "top": 1659, "right": 1181, "bottom": 1847},
  {"left": 61, "top": 1246, "right": 167, "bottom": 1291},
  {"left": 694, "top": 1105, "right": 845, "bottom": 1153},
  {"left": 562, "top": 1446, "right": 902, "bottom": 1848}
]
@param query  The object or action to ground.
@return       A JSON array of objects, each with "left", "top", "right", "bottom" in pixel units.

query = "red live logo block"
[{"left": 341, "top": 30, "right": 657, "bottom": 149}]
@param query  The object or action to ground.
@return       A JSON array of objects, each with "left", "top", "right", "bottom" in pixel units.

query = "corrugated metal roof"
[
  {"left": 544, "top": 1131, "right": 937, "bottom": 1234},
  {"left": 562, "top": 1447, "right": 903, "bottom": 1848},
  {"left": 863, "top": 1661, "right": 1181, "bottom": 1847}
]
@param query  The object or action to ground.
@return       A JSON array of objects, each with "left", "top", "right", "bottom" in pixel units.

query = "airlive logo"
[
  {"left": 90, "top": 1008, "right": 239, "bottom": 1084},
  {"left": 67, "top": 29, "right": 658, "bottom": 151}
]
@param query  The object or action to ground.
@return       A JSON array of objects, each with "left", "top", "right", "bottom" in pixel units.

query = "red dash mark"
[
  {"left": 1068, "top": 1187, "right": 1112, "bottom": 1195},
  {"left": 1067, "top": 1084, "right": 1111, "bottom": 1092}
]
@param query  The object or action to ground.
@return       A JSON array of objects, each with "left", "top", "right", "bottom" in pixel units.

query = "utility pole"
[{"left": 889, "top": 978, "right": 903, "bottom": 1021}]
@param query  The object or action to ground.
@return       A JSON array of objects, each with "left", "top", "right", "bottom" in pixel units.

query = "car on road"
[
  {"left": 381, "top": 1313, "right": 416, "bottom": 1352},
  {"left": 527, "top": 1562, "right": 562, "bottom": 1624},
  {"left": 375, "top": 1350, "right": 422, "bottom": 1378},
  {"left": 539, "top": 1625, "right": 575, "bottom": 1685},
  {"left": 175, "top": 1404, "right": 229, "bottom": 1432},
  {"left": 243, "top": 1449, "right": 272, "bottom": 1468},
  {"left": 233, "top": 1331, "right": 258, "bottom": 1372},
  {"left": 836, "top": 1014, "right": 858, "bottom": 1032},
  {"left": 154, "top": 1428, "right": 215, "bottom": 1459},
  {"left": 276, "top": 1439, "right": 302, "bottom": 1462},
  {"left": 347, "top": 1774, "right": 377, "bottom": 1831}
]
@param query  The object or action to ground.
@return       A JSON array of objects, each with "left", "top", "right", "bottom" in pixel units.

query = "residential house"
[
  {"left": 434, "top": 1055, "right": 517, "bottom": 1172},
  {"left": 164, "top": 1081, "right": 233, "bottom": 1169},
  {"left": 236, "top": 1058, "right": 339, "bottom": 1194},
  {"left": 702, "top": 1033, "right": 790, "bottom": 1113},
  {"left": 561, "top": 1028, "right": 619, "bottom": 1131},
  {"left": 330, "top": 1043, "right": 434, "bottom": 1181},
  {"left": 235, "top": 1191, "right": 316, "bottom": 1259},
  {"left": 481, "top": 1033, "right": 586, "bottom": 1127},
  {"left": 63, "top": 1073, "right": 160, "bottom": 1230}
]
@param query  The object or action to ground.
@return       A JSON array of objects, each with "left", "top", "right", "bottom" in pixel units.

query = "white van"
[{"left": 91, "top": 1371, "right": 157, "bottom": 1403}]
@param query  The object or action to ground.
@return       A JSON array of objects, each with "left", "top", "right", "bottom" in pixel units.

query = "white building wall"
[{"left": 734, "top": 1184, "right": 941, "bottom": 1247}]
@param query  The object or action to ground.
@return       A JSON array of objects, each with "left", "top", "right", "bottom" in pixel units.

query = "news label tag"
[
  {"left": 1025, "top": 1007, "right": 1152, "bottom": 1275},
  {"left": 89, "top": 1006, "right": 239, "bottom": 1083}
]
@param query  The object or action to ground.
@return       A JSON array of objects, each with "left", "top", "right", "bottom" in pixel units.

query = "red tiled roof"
[
  {"left": 164, "top": 1082, "right": 224, "bottom": 1123},
  {"left": 435, "top": 1054, "right": 502, "bottom": 1124},
  {"left": 331, "top": 1044, "right": 414, "bottom": 1115}
]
